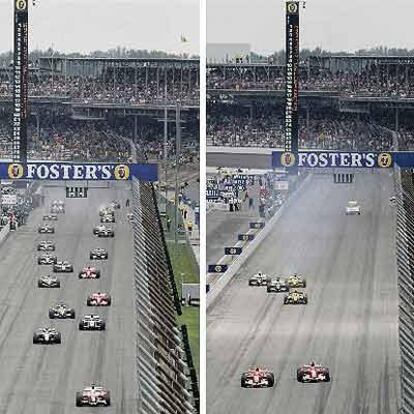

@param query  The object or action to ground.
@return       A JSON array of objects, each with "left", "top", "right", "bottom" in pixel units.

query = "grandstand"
[
  {"left": 0, "top": 56, "right": 200, "bottom": 162},
  {"left": 207, "top": 54, "right": 414, "bottom": 152}
]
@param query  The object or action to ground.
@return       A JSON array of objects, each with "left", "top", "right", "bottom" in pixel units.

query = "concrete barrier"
[
  {"left": 0, "top": 223, "right": 10, "bottom": 245},
  {"left": 207, "top": 173, "right": 313, "bottom": 311}
]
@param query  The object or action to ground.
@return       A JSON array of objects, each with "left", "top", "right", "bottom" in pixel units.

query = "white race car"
[
  {"left": 345, "top": 201, "right": 361, "bottom": 215},
  {"left": 76, "top": 384, "right": 111, "bottom": 407},
  {"left": 248, "top": 272, "right": 269, "bottom": 286}
]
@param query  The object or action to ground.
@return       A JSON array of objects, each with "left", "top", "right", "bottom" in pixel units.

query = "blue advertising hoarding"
[
  {"left": 269, "top": 151, "right": 414, "bottom": 169},
  {"left": 0, "top": 162, "right": 158, "bottom": 181}
]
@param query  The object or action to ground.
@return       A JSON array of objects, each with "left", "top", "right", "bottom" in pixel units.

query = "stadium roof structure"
[
  {"left": 38, "top": 56, "right": 199, "bottom": 64},
  {"left": 309, "top": 55, "right": 414, "bottom": 64},
  {"left": 207, "top": 62, "right": 285, "bottom": 68}
]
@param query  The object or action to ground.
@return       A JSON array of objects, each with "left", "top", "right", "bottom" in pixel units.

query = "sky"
[
  {"left": 0, "top": 0, "right": 199, "bottom": 55},
  {"left": 207, "top": 0, "right": 414, "bottom": 54}
]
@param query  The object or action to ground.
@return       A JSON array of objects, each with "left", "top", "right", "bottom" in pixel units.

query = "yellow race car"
[
  {"left": 286, "top": 273, "right": 306, "bottom": 288},
  {"left": 284, "top": 290, "right": 308, "bottom": 305}
]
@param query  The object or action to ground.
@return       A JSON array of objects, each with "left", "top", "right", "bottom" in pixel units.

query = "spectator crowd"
[
  {"left": 207, "top": 61, "right": 414, "bottom": 98},
  {"left": 207, "top": 110, "right": 396, "bottom": 151},
  {"left": 0, "top": 66, "right": 199, "bottom": 106}
]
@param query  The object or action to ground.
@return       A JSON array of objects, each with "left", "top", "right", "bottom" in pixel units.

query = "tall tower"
[{"left": 13, "top": 0, "right": 29, "bottom": 162}]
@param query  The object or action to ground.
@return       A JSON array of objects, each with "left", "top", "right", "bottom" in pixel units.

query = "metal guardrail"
[
  {"left": 132, "top": 178, "right": 195, "bottom": 414},
  {"left": 396, "top": 167, "right": 414, "bottom": 413}
]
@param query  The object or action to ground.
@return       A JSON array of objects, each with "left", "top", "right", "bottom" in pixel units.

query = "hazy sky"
[
  {"left": 0, "top": 0, "right": 199, "bottom": 55},
  {"left": 208, "top": 0, "right": 414, "bottom": 54}
]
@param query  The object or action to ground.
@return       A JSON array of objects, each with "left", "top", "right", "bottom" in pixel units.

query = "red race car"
[
  {"left": 240, "top": 367, "right": 274, "bottom": 388},
  {"left": 78, "top": 266, "right": 101, "bottom": 279},
  {"left": 297, "top": 362, "right": 331, "bottom": 383},
  {"left": 87, "top": 292, "right": 111, "bottom": 306},
  {"left": 76, "top": 384, "right": 111, "bottom": 407}
]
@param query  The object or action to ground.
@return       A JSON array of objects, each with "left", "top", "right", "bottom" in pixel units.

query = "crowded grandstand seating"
[
  {"left": 207, "top": 58, "right": 414, "bottom": 98},
  {"left": 207, "top": 111, "right": 396, "bottom": 151}
]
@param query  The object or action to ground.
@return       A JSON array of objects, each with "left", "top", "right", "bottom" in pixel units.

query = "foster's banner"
[
  {"left": 1, "top": 162, "right": 158, "bottom": 181},
  {"left": 272, "top": 151, "right": 397, "bottom": 169}
]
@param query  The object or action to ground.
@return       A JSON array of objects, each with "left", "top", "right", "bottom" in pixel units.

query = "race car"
[
  {"left": 49, "top": 303, "right": 75, "bottom": 319},
  {"left": 248, "top": 272, "right": 269, "bottom": 286},
  {"left": 87, "top": 292, "right": 111, "bottom": 306},
  {"left": 79, "top": 315, "right": 106, "bottom": 330},
  {"left": 51, "top": 205, "right": 65, "bottom": 214},
  {"left": 43, "top": 213, "right": 58, "bottom": 221},
  {"left": 240, "top": 368, "right": 274, "bottom": 388},
  {"left": 79, "top": 266, "right": 101, "bottom": 279},
  {"left": 297, "top": 362, "right": 330, "bottom": 383},
  {"left": 37, "top": 240, "right": 55, "bottom": 251},
  {"left": 96, "top": 227, "right": 115, "bottom": 238},
  {"left": 345, "top": 200, "right": 361, "bottom": 215},
  {"left": 37, "top": 254, "right": 58, "bottom": 265},
  {"left": 100, "top": 214, "right": 115, "bottom": 223},
  {"left": 53, "top": 260, "right": 74, "bottom": 273},
  {"left": 284, "top": 290, "right": 308, "bottom": 305},
  {"left": 89, "top": 247, "right": 108, "bottom": 260},
  {"left": 38, "top": 225, "right": 55, "bottom": 234},
  {"left": 267, "top": 277, "right": 289, "bottom": 293},
  {"left": 286, "top": 273, "right": 307, "bottom": 288},
  {"left": 33, "top": 327, "right": 61, "bottom": 344},
  {"left": 38, "top": 274, "right": 60, "bottom": 288},
  {"left": 110, "top": 200, "right": 121, "bottom": 209},
  {"left": 93, "top": 224, "right": 106, "bottom": 235},
  {"left": 99, "top": 207, "right": 114, "bottom": 217},
  {"left": 76, "top": 384, "right": 111, "bottom": 407}
]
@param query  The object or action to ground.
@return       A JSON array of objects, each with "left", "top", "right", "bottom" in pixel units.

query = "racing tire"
[
  {"left": 86, "top": 298, "right": 92, "bottom": 306},
  {"left": 105, "top": 393, "right": 111, "bottom": 406},
  {"left": 55, "top": 334, "right": 62, "bottom": 344},
  {"left": 267, "top": 373, "right": 275, "bottom": 387},
  {"left": 78, "top": 273, "right": 84, "bottom": 279},
  {"left": 100, "top": 322, "right": 106, "bottom": 330},
  {"left": 79, "top": 323, "right": 84, "bottom": 330},
  {"left": 296, "top": 369, "right": 303, "bottom": 382},
  {"left": 56, "top": 281, "right": 61, "bottom": 288},
  {"left": 90, "top": 254, "right": 94, "bottom": 260},
  {"left": 49, "top": 310, "right": 55, "bottom": 319},
  {"left": 96, "top": 271, "right": 101, "bottom": 278},
  {"left": 33, "top": 335, "right": 39, "bottom": 344},
  {"left": 303, "top": 298, "right": 308, "bottom": 304},
  {"left": 106, "top": 297, "right": 112, "bottom": 305},
  {"left": 240, "top": 376, "right": 247, "bottom": 388},
  {"left": 37, "top": 259, "right": 42, "bottom": 265},
  {"left": 325, "top": 370, "right": 331, "bottom": 382},
  {"left": 37, "top": 281, "right": 42, "bottom": 288},
  {"left": 283, "top": 297, "right": 288, "bottom": 304},
  {"left": 76, "top": 392, "right": 83, "bottom": 407},
  {"left": 69, "top": 310, "right": 75, "bottom": 319},
  {"left": 302, "top": 280, "right": 307, "bottom": 288}
]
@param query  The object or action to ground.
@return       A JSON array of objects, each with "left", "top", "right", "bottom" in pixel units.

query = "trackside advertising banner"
[
  {"left": 0, "top": 162, "right": 158, "bottom": 181},
  {"left": 270, "top": 151, "right": 414, "bottom": 169}
]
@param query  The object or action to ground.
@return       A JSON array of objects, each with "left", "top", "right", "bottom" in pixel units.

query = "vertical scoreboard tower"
[
  {"left": 284, "top": 1, "right": 300, "bottom": 166},
  {"left": 13, "top": 0, "right": 29, "bottom": 163}
]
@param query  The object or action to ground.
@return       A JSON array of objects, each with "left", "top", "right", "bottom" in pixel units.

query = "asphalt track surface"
[
  {"left": 0, "top": 182, "right": 137, "bottom": 414},
  {"left": 206, "top": 210, "right": 258, "bottom": 266},
  {"left": 207, "top": 171, "right": 400, "bottom": 414}
]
